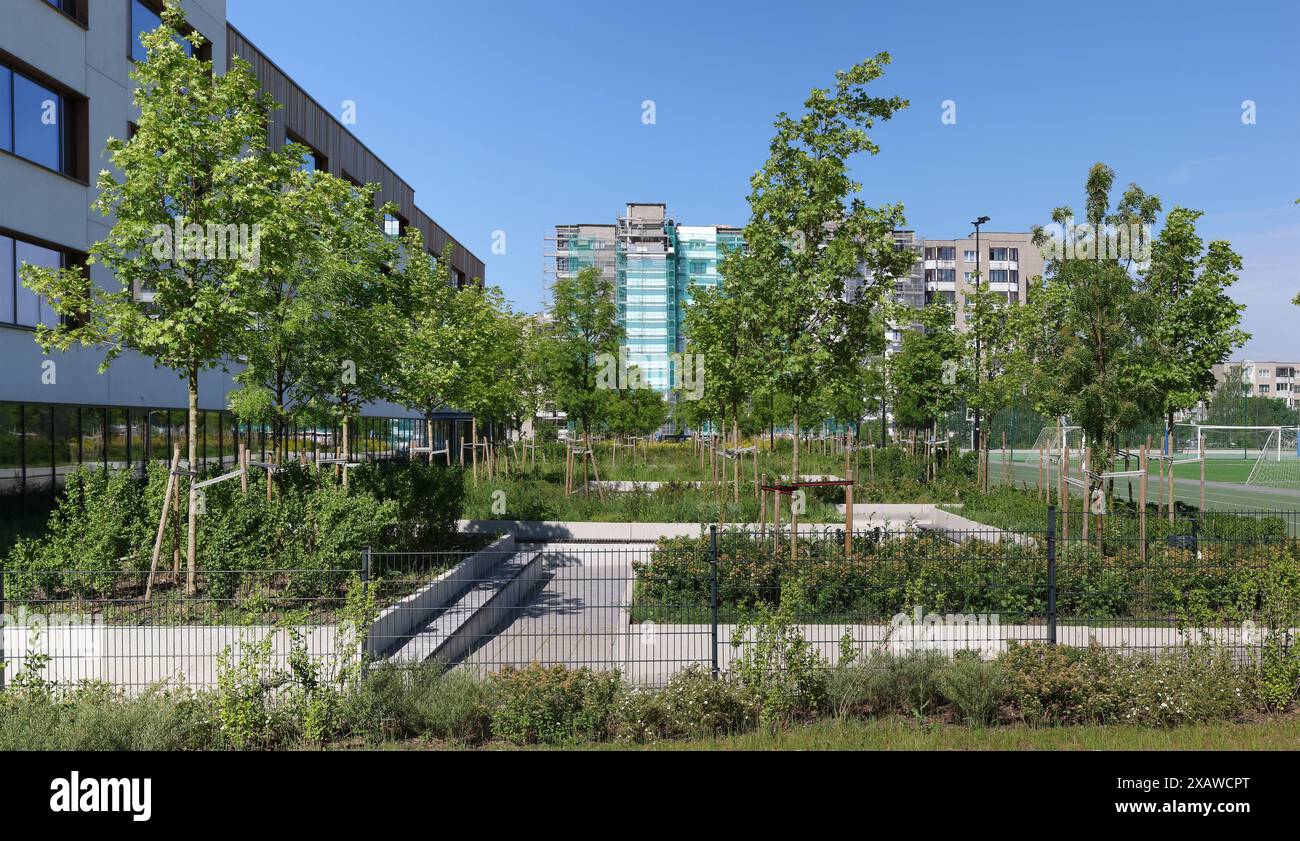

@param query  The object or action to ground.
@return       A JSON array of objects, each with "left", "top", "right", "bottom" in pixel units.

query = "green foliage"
[
  {"left": 937, "top": 651, "right": 1010, "bottom": 725},
  {"left": 3, "top": 462, "right": 465, "bottom": 600},
  {"left": 890, "top": 299, "right": 961, "bottom": 431},
  {"left": 610, "top": 667, "right": 757, "bottom": 743},
  {"left": 538, "top": 266, "right": 621, "bottom": 436},
  {"left": 487, "top": 664, "right": 624, "bottom": 745},
  {"left": 729, "top": 589, "right": 829, "bottom": 730}
]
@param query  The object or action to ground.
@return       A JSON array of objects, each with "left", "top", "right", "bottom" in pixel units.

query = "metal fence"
[{"left": 3, "top": 505, "right": 1295, "bottom": 691}]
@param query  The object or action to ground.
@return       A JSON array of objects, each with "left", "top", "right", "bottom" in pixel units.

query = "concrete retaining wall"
[{"left": 365, "top": 533, "right": 516, "bottom": 656}]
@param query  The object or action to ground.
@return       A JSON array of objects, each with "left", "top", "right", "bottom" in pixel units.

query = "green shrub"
[
  {"left": 611, "top": 667, "right": 756, "bottom": 743},
  {"left": 938, "top": 653, "right": 1009, "bottom": 725},
  {"left": 345, "top": 663, "right": 492, "bottom": 744},
  {"left": 488, "top": 664, "right": 624, "bottom": 745}
]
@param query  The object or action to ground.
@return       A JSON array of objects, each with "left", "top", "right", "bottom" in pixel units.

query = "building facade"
[
  {"left": 920, "top": 231, "right": 1044, "bottom": 332},
  {"left": 1212, "top": 361, "right": 1300, "bottom": 409},
  {"left": 549, "top": 205, "right": 1044, "bottom": 391},
  {"left": 1, "top": 0, "right": 484, "bottom": 495},
  {"left": 547, "top": 203, "right": 740, "bottom": 394}
]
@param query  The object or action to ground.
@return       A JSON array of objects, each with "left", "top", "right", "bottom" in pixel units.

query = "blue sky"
[{"left": 228, "top": 0, "right": 1299, "bottom": 358}]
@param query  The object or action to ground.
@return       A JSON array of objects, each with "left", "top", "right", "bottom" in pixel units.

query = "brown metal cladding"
[{"left": 226, "top": 25, "right": 485, "bottom": 283}]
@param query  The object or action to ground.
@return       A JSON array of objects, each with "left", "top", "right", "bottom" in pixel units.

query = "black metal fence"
[{"left": 3, "top": 505, "right": 1295, "bottom": 690}]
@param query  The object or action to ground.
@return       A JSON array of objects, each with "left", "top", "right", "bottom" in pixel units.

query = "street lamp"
[{"left": 971, "top": 215, "right": 990, "bottom": 454}]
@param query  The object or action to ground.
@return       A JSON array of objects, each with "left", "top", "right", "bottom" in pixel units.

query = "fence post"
[
  {"left": 1046, "top": 504, "right": 1057, "bottom": 646},
  {"left": 0, "top": 563, "right": 6, "bottom": 691},
  {"left": 709, "top": 525, "right": 719, "bottom": 679},
  {"left": 360, "top": 545, "right": 371, "bottom": 679}
]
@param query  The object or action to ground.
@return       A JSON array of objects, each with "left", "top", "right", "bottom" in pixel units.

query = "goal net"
[
  {"left": 1194, "top": 425, "right": 1283, "bottom": 461},
  {"left": 1247, "top": 427, "right": 1300, "bottom": 489},
  {"left": 1024, "top": 425, "right": 1084, "bottom": 462}
]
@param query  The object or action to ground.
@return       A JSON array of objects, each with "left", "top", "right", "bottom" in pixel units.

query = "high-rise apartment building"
[
  {"left": 1212, "top": 361, "right": 1300, "bottom": 409},
  {"left": 547, "top": 203, "right": 740, "bottom": 393},
  {"left": 1, "top": 0, "right": 484, "bottom": 496},
  {"left": 549, "top": 206, "right": 1044, "bottom": 389},
  {"left": 920, "top": 231, "right": 1045, "bottom": 331}
]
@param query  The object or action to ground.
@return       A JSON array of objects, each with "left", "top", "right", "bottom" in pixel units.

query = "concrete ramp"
[{"left": 385, "top": 547, "right": 546, "bottom": 666}]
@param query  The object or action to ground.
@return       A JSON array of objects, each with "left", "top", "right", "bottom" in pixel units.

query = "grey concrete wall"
[{"left": 365, "top": 533, "right": 516, "bottom": 656}]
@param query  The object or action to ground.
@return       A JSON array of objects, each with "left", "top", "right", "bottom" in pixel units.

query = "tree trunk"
[
  {"left": 790, "top": 410, "right": 800, "bottom": 560},
  {"left": 185, "top": 370, "right": 199, "bottom": 596}
]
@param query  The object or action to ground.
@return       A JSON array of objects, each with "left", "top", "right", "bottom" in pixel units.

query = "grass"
[
  {"left": 369, "top": 715, "right": 1300, "bottom": 751},
  {"left": 1171, "top": 458, "right": 1256, "bottom": 484}
]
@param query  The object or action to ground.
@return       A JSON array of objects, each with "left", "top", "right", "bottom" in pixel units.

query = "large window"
[
  {"left": 1, "top": 234, "right": 63, "bottom": 328},
  {"left": 131, "top": 0, "right": 194, "bottom": 63},
  {"left": 1, "top": 63, "right": 77, "bottom": 176},
  {"left": 286, "top": 132, "right": 325, "bottom": 173},
  {"left": 0, "top": 66, "right": 10, "bottom": 154}
]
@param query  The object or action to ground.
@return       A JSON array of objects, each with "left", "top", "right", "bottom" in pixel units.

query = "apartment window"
[
  {"left": 1, "top": 233, "right": 63, "bottom": 328},
  {"left": 924, "top": 247, "right": 936, "bottom": 260},
  {"left": 989, "top": 269, "right": 1009, "bottom": 283},
  {"left": 1, "top": 63, "right": 79, "bottom": 177},
  {"left": 0, "top": 66, "right": 9, "bottom": 155},
  {"left": 1011, "top": 269, "right": 1019, "bottom": 286},
  {"left": 1259, "top": 369, "right": 1271, "bottom": 379},
  {"left": 1259, "top": 385, "right": 1270, "bottom": 393},
  {"left": 937, "top": 247, "right": 955, "bottom": 261},
  {"left": 131, "top": 0, "right": 196, "bottom": 63},
  {"left": 936, "top": 269, "right": 956, "bottom": 283},
  {"left": 1009, "top": 247, "right": 1019, "bottom": 261},
  {"left": 989, "top": 247, "right": 1008, "bottom": 261},
  {"left": 383, "top": 213, "right": 405, "bottom": 239},
  {"left": 964, "top": 272, "right": 975, "bottom": 284},
  {"left": 286, "top": 131, "right": 325, "bottom": 173},
  {"left": 963, "top": 250, "right": 976, "bottom": 263},
  {"left": 43, "top": 0, "right": 87, "bottom": 25}
]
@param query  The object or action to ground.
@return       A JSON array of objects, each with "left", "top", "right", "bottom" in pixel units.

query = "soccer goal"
[
  {"left": 1192, "top": 425, "right": 1283, "bottom": 461},
  {"left": 1246, "top": 427, "right": 1300, "bottom": 488},
  {"left": 1024, "top": 424, "right": 1083, "bottom": 461}
]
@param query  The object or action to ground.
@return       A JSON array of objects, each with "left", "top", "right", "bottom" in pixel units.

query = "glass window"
[
  {"left": 12, "top": 72, "right": 63, "bottom": 172},
  {"left": 0, "top": 403, "right": 20, "bottom": 493},
  {"left": 107, "top": 408, "right": 129, "bottom": 470},
  {"left": 14, "top": 240, "right": 61, "bottom": 327},
  {"left": 383, "top": 213, "right": 402, "bottom": 239},
  {"left": 963, "top": 250, "right": 976, "bottom": 262},
  {"left": 26, "top": 403, "right": 53, "bottom": 485},
  {"left": 53, "top": 404, "right": 78, "bottom": 470},
  {"left": 0, "top": 235, "right": 13, "bottom": 324},
  {"left": 132, "top": 0, "right": 192, "bottom": 63},
  {"left": 0, "top": 66, "right": 11, "bottom": 153}
]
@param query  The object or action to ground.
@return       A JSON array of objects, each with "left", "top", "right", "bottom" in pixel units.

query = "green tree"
[
  {"left": 391, "top": 242, "right": 477, "bottom": 462},
  {"left": 1025, "top": 164, "right": 1164, "bottom": 474},
  {"left": 233, "top": 172, "right": 401, "bottom": 467},
  {"left": 539, "top": 266, "right": 621, "bottom": 440},
  {"left": 891, "top": 300, "right": 961, "bottom": 434},
  {"left": 20, "top": 2, "right": 298, "bottom": 592},
  {"left": 1141, "top": 207, "right": 1249, "bottom": 436},
  {"left": 736, "top": 54, "right": 916, "bottom": 482},
  {"left": 607, "top": 368, "right": 669, "bottom": 442}
]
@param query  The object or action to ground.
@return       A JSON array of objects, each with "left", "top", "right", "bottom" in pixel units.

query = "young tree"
[
  {"left": 734, "top": 54, "right": 916, "bottom": 482},
  {"left": 233, "top": 172, "right": 401, "bottom": 468},
  {"left": 294, "top": 185, "right": 406, "bottom": 465},
  {"left": 1026, "top": 164, "right": 1163, "bottom": 474},
  {"left": 891, "top": 300, "right": 961, "bottom": 435},
  {"left": 1140, "top": 207, "right": 1249, "bottom": 440},
  {"left": 539, "top": 266, "right": 621, "bottom": 440},
  {"left": 682, "top": 277, "right": 762, "bottom": 458},
  {"left": 390, "top": 242, "right": 471, "bottom": 462},
  {"left": 607, "top": 367, "right": 669, "bottom": 444},
  {"left": 21, "top": 2, "right": 298, "bottom": 592}
]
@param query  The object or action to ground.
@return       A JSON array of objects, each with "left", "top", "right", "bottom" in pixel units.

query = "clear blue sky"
[{"left": 228, "top": 0, "right": 1299, "bottom": 358}]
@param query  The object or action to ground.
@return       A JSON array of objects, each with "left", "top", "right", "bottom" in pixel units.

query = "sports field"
[{"left": 988, "top": 450, "right": 1300, "bottom": 518}]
